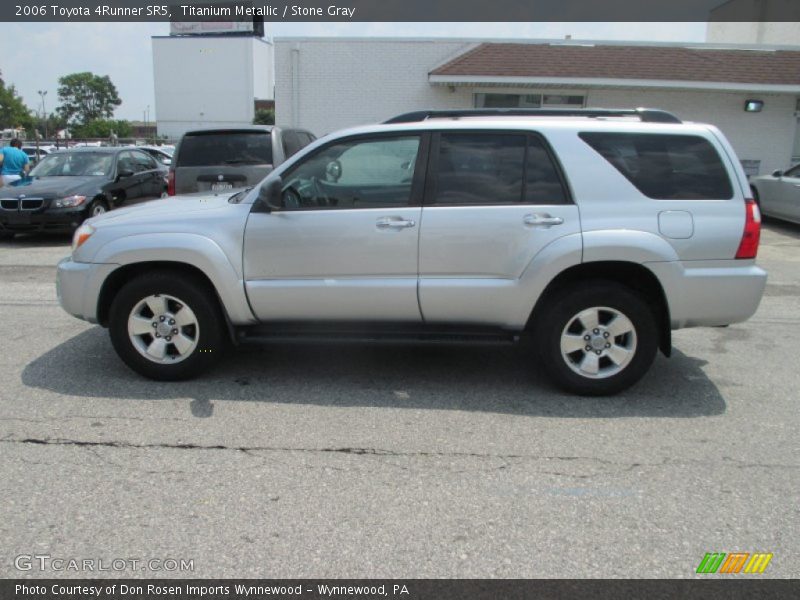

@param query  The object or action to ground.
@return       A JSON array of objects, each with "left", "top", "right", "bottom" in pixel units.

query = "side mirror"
[
  {"left": 256, "top": 176, "right": 284, "bottom": 213},
  {"left": 772, "top": 169, "right": 783, "bottom": 178},
  {"left": 162, "top": 158, "right": 172, "bottom": 166},
  {"left": 118, "top": 168, "right": 134, "bottom": 178}
]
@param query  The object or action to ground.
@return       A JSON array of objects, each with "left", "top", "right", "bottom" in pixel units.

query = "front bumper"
[
  {"left": 0, "top": 208, "right": 87, "bottom": 233},
  {"left": 647, "top": 260, "right": 768, "bottom": 329},
  {"left": 56, "top": 257, "right": 119, "bottom": 324}
]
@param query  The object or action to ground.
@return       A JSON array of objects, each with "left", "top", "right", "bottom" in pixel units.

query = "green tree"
[
  {"left": 72, "top": 119, "right": 132, "bottom": 139},
  {"left": 56, "top": 72, "right": 122, "bottom": 125},
  {"left": 0, "top": 74, "right": 34, "bottom": 132},
  {"left": 253, "top": 108, "right": 275, "bottom": 125}
]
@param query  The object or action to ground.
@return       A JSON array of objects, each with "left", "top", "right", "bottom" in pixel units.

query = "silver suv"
[{"left": 56, "top": 108, "right": 767, "bottom": 395}]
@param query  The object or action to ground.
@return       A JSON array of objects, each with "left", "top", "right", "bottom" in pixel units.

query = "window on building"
[{"left": 474, "top": 93, "right": 584, "bottom": 109}]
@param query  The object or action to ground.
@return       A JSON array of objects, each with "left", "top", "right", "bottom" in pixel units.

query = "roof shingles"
[{"left": 430, "top": 43, "right": 800, "bottom": 85}]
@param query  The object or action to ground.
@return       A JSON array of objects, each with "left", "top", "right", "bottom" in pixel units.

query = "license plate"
[
  {"left": 7, "top": 211, "right": 31, "bottom": 224},
  {"left": 211, "top": 182, "right": 233, "bottom": 193}
]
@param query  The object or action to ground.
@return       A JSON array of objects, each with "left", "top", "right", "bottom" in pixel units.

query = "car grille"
[{"left": 0, "top": 198, "right": 45, "bottom": 210}]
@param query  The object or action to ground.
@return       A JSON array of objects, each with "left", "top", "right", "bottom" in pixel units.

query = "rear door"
[
  {"left": 418, "top": 131, "right": 580, "bottom": 325},
  {"left": 114, "top": 151, "right": 143, "bottom": 200},
  {"left": 131, "top": 150, "right": 164, "bottom": 197},
  {"left": 243, "top": 133, "right": 427, "bottom": 322}
]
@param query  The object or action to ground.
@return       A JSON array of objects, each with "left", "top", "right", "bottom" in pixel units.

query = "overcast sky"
[{"left": 0, "top": 22, "right": 707, "bottom": 121}]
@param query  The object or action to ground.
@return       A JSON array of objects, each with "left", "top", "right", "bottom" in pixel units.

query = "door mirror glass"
[
  {"left": 772, "top": 169, "right": 783, "bottom": 178},
  {"left": 257, "top": 176, "right": 284, "bottom": 212}
]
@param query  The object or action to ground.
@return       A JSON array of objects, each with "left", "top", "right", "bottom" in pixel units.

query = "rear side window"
[
  {"left": 176, "top": 131, "right": 273, "bottom": 167},
  {"left": 432, "top": 133, "right": 569, "bottom": 205},
  {"left": 580, "top": 132, "right": 733, "bottom": 200}
]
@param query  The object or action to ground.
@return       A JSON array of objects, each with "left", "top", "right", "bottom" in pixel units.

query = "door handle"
[
  {"left": 524, "top": 213, "right": 564, "bottom": 227},
  {"left": 376, "top": 216, "right": 416, "bottom": 229}
]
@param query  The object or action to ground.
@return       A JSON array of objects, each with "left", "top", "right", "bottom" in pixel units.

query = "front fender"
[{"left": 93, "top": 233, "right": 256, "bottom": 325}]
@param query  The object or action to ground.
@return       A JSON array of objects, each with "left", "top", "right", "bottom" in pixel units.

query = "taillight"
[
  {"left": 167, "top": 169, "right": 175, "bottom": 196},
  {"left": 735, "top": 198, "right": 761, "bottom": 259}
]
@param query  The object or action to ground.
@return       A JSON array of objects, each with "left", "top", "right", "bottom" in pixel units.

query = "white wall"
[
  {"left": 153, "top": 36, "right": 269, "bottom": 139},
  {"left": 253, "top": 38, "right": 274, "bottom": 100},
  {"left": 274, "top": 39, "right": 475, "bottom": 136},
  {"left": 707, "top": 21, "right": 800, "bottom": 45}
]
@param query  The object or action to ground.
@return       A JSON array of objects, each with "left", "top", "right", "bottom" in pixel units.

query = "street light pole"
[{"left": 37, "top": 90, "right": 48, "bottom": 140}]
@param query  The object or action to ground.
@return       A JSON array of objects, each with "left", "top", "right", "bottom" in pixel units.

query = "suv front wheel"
[
  {"left": 108, "top": 271, "right": 227, "bottom": 380},
  {"left": 535, "top": 282, "right": 658, "bottom": 395}
]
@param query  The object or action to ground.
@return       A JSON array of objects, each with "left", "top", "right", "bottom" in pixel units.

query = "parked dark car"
[
  {"left": 168, "top": 126, "right": 315, "bottom": 195},
  {"left": 0, "top": 147, "right": 167, "bottom": 238}
]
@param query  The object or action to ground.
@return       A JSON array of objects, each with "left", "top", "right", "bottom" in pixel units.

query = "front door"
[
  {"left": 418, "top": 131, "right": 581, "bottom": 325},
  {"left": 243, "top": 133, "right": 427, "bottom": 322},
  {"left": 776, "top": 163, "right": 800, "bottom": 220}
]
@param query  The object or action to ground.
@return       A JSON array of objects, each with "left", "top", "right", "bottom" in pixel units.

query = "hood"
[
  {"left": 87, "top": 190, "right": 244, "bottom": 228},
  {"left": 3, "top": 176, "right": 102, "bottom": 199}
]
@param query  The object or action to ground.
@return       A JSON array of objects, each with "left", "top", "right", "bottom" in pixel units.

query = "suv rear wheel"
[
  {"left": 108, "top": 271, "right": 227, "bottom": 380},
  {"left": 535, "top": 282, "right": 658, "bottom": 395}
]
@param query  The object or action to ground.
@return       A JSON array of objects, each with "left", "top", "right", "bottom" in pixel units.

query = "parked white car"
[{"left": 750, "top": 164, "right": 800, "bottom": 225}]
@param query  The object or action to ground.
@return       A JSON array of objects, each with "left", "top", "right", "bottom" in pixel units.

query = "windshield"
[
  {"left": 30, "top": 152, "right": 113, "bottom": 177},
  {"left": 176, "top": 132, "right": 273, "bottom": 167}
]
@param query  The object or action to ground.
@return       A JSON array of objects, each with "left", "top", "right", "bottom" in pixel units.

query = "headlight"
[
  {"left": 72, "top": 223, "right": 95, "bottom": 252},
  {"left": 53, "top": 195, "right": 86, "bottom": 208}
]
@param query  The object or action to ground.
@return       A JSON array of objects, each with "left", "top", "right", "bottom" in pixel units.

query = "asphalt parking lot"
[{"left": 0, "top": 219, "right": 798, "bottom": 579}]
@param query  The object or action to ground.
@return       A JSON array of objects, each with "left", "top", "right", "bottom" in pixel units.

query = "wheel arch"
[
  {"left": 526, "top": 260, "right": 672, "bottom": 357},
  {"left": 96, "top": 261, "right": 242, "bottom": 345}
]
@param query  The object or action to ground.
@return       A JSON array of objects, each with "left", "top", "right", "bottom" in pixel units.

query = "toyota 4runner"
[{"left": 56, "top": 108, "right": 767, "bottom": 395}]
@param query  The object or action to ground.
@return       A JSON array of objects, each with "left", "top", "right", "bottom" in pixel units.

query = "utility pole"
[{"left": 37, "top": 90, "right": 48, "bottom": 140}]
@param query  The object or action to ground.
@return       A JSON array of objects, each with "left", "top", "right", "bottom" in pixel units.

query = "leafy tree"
[
  {"left": 56, "top": 72, "right": 122, "bottom": 125},
  {"left": 253, "top": 108, "right": 275, "bottom": 125},
  {"left": 0, "top": 76, "right": 34, "bottom": 132},
  {"left": 72, "top": 119, "right": 132, "bottom": 139}
]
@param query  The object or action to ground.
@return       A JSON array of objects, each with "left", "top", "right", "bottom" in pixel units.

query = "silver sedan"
[{"left": 750, "top": 164, "right": 800, "bottom": 225}]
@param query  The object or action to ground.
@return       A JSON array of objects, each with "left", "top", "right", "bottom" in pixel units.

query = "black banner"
[
  {"left": 2, "top": 579, "right": 800, "bottom": 600},
  {"left": 4, "top": 0, "right": 800, "bottom": 23}
]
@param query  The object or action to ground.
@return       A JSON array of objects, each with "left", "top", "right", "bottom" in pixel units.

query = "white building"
[
  {"left": 274, "top": 37, "right": 800, "bottom": 174},
  {"left": 707, "top": 0, "right": 800, "bottom": 44},
  {"left": 152, "top": 35, "right": 274, "bottom": 139}
]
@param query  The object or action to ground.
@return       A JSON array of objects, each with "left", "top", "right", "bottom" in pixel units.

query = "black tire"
[
  {"left": 87, "top": 198, "right": 109, "bottom": 219},
  {"left": 108, "top": 270, "right": 228, "bottom": 380},
  {"left": 533, "top": 281, "right": 659, "bottom": 396}
]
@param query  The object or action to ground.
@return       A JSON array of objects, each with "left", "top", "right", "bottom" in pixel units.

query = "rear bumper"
[
  {"left": 56, "top": 257, "right": 119, "bottom": 324},
  {"left": 647, "top": 260, "right": 767, "bottom": 329}
]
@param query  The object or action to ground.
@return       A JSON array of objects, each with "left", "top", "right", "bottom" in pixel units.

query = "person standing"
[{"left": 0, "top": 138, "right": 31, "bottom": 185}]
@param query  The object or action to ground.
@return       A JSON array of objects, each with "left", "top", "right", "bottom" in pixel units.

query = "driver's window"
[{"left": 281, "top": 136, "right": 420, "bottom": 209}]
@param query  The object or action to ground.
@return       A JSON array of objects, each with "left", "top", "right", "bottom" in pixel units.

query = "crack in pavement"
[{"left": 1, "top": 437, "right": 798, "bottom": 472}]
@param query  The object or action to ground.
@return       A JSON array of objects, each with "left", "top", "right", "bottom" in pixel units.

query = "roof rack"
[{"left": 383, "top": 108, "right": 682, "bottom": 125}]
